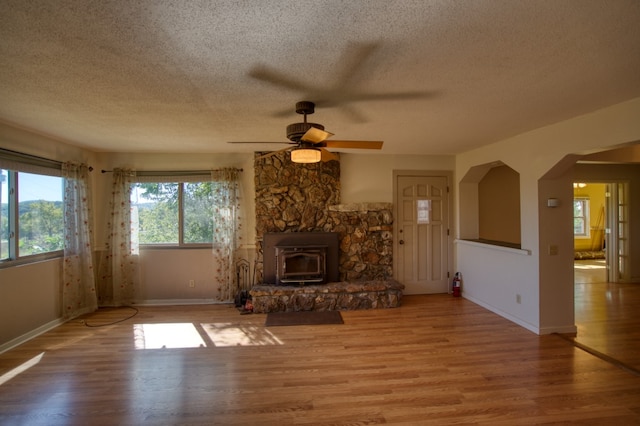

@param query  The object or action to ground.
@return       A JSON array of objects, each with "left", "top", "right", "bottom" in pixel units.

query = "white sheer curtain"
[
  {"left": 96, "top": 168, "right": 139, "bottom": 306},
  {"left": 211, "top": 168, "right": 243, "bottom": 301},
  {"left": 62, "top": 162, "right": 97, "bottom": 319}
]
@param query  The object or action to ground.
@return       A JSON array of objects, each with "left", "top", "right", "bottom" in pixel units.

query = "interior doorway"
[
  {"left": 573, "top": 182, "right": 607, "bottom": 273},
  {"left": 573, "top": 181, "right": 631, "bottom": 284}
]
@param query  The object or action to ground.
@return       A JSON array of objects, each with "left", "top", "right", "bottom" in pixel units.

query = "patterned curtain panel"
[
  {"left": 62, "top": 162, "right": 97, "bottom": 318},
  {"left": 211, "top": 168, "right": 243, "bottom": 301},
  {"left": 96, "top": 169, "right": 139, "bottom": 306}
]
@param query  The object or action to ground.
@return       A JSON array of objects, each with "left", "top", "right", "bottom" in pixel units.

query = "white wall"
[{"left": 456, "top": 97, "right": 640, "bottom": 334}]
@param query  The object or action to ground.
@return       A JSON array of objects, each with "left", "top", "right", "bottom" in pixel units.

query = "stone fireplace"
[
  {"left": 251, "top": 152, "right": 402, "bottom": 312},
  {"left": 254, "top": 153, "right": 393, "bottom": 282}
]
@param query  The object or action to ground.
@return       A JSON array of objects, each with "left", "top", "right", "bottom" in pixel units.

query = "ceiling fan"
[
  {"left": 249, "top": 42, "right": 435, "bottom": 123},
  {"left": 228, "top": 101, "right": 383, "bottom": 163}
]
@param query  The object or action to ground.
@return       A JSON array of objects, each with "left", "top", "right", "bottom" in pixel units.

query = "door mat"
[{"left": 265, "top": 310, "right": 344, "bottom": 327}]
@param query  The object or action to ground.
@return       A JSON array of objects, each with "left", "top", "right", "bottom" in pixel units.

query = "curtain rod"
[
  {"left": 0, "top": 147, "right": 93, "bottom": 171},
  {"left": 101, "top": 168, "right": 243, "bottom": 174}
]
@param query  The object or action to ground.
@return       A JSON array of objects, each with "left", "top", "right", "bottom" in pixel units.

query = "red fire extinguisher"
[{"left": 452, "top": 272, "right": 462, "bottom": 297}]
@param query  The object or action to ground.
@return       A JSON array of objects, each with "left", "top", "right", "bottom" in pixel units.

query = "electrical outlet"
[
  {"left": 189, "top": 280, "right": 195, "bottom": 288},
  {"left": 548, "top": 245, "right": 559, "bottom": 256},
  {"left": 516, "top": 294, "right": 521, "bottom": 304}
]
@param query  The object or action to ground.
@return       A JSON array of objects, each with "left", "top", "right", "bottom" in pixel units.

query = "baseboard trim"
[
  {"left": 463, "top": 294, "right": 578, "bottom": 335},
  {"left": 0, "top": 318, "right": 66, "bottom": 354},
  {"left": 539, "top": 324, "right": 578, "bottom": 335},
  {"left": 0, "top": 300, "right": 234, "bottom": 352},
  {"left": 133, "top": 299, "right": 232, "bottom": 306},
  {"left": 462, "top": 294, "right": 540, "bottom": 334}
]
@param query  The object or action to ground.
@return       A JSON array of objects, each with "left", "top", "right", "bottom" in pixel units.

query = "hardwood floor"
[
  {"left": 1, "top": 295, "right": 639, "bottom": 425},
  {"left": 574, "top": 259, "right": 640, "bottom": 373}
]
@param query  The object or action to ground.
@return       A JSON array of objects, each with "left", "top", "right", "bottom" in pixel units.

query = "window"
[
  {"left": 1, "top": 151, "right": 64, "bottom": 264},
  {"left": 416, "top": 200, "right": 431, "bottom": 224},
  {"left": 573, "top": 197, "right": 590, "bottom": 237},
  {"left": 131, "top": 181, "right": 214, "bottom": 246}
]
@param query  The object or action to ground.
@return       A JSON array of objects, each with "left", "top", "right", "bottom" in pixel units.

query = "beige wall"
[
  {"left": 0, "top": 259, "right": 63, "bottom": 347},
  {"left": 339, "top": 153, "right": 455, "bottom": 203},
  {"left": 478, "top": 165, "right": 521, "bottom": 245}
]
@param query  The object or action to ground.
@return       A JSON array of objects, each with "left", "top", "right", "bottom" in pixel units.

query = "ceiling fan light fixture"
[{"left": 291, "top": 147, "right": 321, "bottom": 163}]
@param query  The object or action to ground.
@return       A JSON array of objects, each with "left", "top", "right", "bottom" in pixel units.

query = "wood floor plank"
[{"left": 1, "top": 295, "right": 639, "bottom": 425}]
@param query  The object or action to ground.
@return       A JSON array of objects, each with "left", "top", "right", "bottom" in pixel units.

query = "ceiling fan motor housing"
[
  {"left": 286, "top": 122, "right": 324, "bottom": 142},
  {"left": 295, "top": 101, "right": 315, "bottom": 115}
]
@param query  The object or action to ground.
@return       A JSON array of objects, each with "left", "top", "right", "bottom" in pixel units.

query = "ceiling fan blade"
[
  {"left": 338, "top": 104, "right": 368, "bottom": 123},
  {"left": 332, "top": 42, "right": 380, "bottom": 88},
  {"left": 323, "top": 140, "right": 383, "bottom": 150},
  {"left": 228, "top": 141, "right": 294, "bottom": 145},
  {"left": 350, "top": 90, "right": 437, "bottom": 102},
  {"left": 320, "top": 148, "right": 339, "bottom": 162},
  {"left": 302, "top": 127, "right": 334, "bottom": 144},
  {"left": 249, "top": 66, "right": 313, "bottom": 93}
]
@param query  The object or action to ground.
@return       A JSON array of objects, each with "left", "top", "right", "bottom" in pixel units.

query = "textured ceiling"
[{"left": 1, "top": 0, "right": 639, "bottom": 155}]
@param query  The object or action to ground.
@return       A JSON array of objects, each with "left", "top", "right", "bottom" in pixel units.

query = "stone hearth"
[{"left": 250, "top": 280, "right": 404, "bottom": 313}]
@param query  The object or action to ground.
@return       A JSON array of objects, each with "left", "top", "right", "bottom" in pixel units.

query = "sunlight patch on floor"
[
  {"left": 574, "top": 263, "right": 606, "bottom": 270},
  {"left": 201, "top": 323, "right": 284, "bottom": 347},
  {"left": 0, "top": 352, "right": 44, "bottom": 386},
  {"left": 133, "top": 323, "right": 206, "bottom": 349}
]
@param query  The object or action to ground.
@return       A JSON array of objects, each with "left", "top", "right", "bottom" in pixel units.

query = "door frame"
[
  {"left": 605, "top": 181, "right": 631, "bottom": 283},
  {"left": 392, "top": 170, "right": 454, "bottom": 292}
]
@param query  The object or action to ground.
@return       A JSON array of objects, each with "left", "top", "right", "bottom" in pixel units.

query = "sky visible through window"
[{"left": 1, "top": 171, "right": 63, "bottom": 203}]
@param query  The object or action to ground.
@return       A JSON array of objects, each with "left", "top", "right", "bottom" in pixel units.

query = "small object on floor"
[
  {"left": 234, "top": 290, "right": 250, "bottom": 307},
  {"left": 238, "top": 298, "right": 253, "bottom": 315},
  {"left": 265, "top": 310, "right": 343, "bottom": 327}
]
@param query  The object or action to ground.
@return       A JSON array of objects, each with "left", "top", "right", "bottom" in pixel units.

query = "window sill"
[
  {"left": 139, "top": 244, "right": 214, "bottom": 250},
  {"left": 455, "top": 239, "right": 531, "bottom": 256},
  {"left": 0, "top": 251, "right": 63, "bottom": 269}
]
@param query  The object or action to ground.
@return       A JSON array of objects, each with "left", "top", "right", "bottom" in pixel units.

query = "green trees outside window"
[
  {"left": 1, "top": 170, "right": 64, "bottom": 261},
  {"left": 131, "top": 182, "right": 214, "bottom": 246}
]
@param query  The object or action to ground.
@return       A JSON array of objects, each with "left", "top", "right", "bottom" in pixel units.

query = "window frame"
[
  {"left": 1, "top": 150, "right": 65, "bottom": 268},
  {"left": 573, "top": 197, "right": 591, "bottom": 238},
  {"left": 131, "top": 177, "right": 215, "bottom": 249}
]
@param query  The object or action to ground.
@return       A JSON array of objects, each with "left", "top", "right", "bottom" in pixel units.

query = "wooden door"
[{"left": 395, "top": 173, "right": 450, "bottom": 294}]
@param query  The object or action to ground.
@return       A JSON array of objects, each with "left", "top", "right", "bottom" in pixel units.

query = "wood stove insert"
[{"left": 263, "top": 232, "right": 339, "bottom": 285}]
